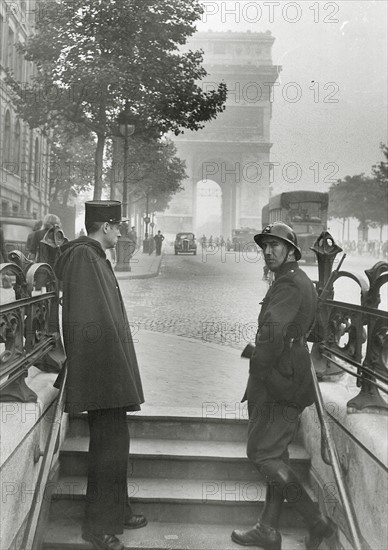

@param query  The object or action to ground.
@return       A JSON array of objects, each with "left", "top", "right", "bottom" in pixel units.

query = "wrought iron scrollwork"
[
  {"left": 0, "top": 252, "right": 65, "bottom": 402},
  {"left": 312, "top": 234, "right": 388, "bottom": 414}
]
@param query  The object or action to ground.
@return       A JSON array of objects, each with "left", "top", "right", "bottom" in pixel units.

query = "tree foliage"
[
  {"left": 329, "top": 145, "right": 388, "bottom": 234},
  {"left": 329, "top": 174, "right": 370, "bottom": 222},
  {"left": 50, "top": 122, "right": 96, "bottom": 206},
  {"left": 111, "top": 138, "right": 186, "bottom": 213},
  {"left": 372, "top": 143, "right": 388, "bottom": 186},
  {"left": 7, "top": 0, "right": 226, "bottom": 199}
]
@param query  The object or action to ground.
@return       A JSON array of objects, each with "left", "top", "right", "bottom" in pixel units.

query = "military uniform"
[
  {"left": 244, "top": 260, "right": 316, "bottom": 468},
  {"left": 232, "top": 222, "right": 335, "bottom": 550}
]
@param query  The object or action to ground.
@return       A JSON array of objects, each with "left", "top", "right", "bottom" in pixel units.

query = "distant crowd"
[
  {"left": 339, "top": 239, "right": 388, "bottom": 258},
  {"left": 200, "top": 235, "right": 233, "bottom": 250}
]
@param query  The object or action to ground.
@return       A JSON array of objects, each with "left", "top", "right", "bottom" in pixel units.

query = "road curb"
[
  {"left": 138, "top": 329, "right": 243, "bottom": 356},
  {"left": 116, "top": 253, "right": 163, "bottom": 280}
]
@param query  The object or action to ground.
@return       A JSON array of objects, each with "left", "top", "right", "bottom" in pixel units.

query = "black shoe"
[
  {"left": 305, "top": 514, "right": 336, "bottom": 549},
  {"left": 231, "top": 521, "right": 282, "bottom": 550},
  {"left": 82, "top": 532, "right": 124, "bottom": 550},
  {"left": 123, "top": 513, "right": 147, "bottom": 529}
]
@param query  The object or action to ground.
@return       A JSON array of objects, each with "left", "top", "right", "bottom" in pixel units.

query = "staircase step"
[
  {"left": 43, "top": 518, "right": 308, "bottom": 549},
  {"left": 69, "top": 413, "right": 249, "bottom": 442},
  {"left": 60, "top": 436, "right": 310, "bottom": 481},
  {"left": 49, "top": 475, "right": 310, "bottom": 527}
]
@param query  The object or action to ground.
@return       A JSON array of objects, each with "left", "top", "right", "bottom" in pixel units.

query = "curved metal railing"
[
  {"left": 311, "top": 233, "right": 388, "bottom": 413},
  {"left": 0, "top": 252, "right": 66, "bottom": 550}
]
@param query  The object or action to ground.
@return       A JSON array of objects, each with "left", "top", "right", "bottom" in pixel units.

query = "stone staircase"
[{"left": 42, "top": 413, "right": 313, "bottom": 549}]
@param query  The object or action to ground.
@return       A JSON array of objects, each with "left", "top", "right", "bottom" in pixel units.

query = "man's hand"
[{"left": 241, "top": 343, "right": 255, "bottom": 359}]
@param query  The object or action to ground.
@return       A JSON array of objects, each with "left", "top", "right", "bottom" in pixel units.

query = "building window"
[
  {"left": 3, "top": 110, "right": 12, "bottom": 163},
  {"left": 14, "top": 120, "right": 21, "bottom": 174},
  {"left": 7, "top": 27, "right": 14, "bottom": 71},
  {"left": 12, "top": 203, "right": 19, "bottom": 215},
  {"left": 34, "top": 137, "right": 40, "bottom": 186},
  {"left": 2, "top": 200, "right": 11, "bottom": 215},
  {"left": 0, "top": 15, "right": 4, "bottom": 64},
  {"left": 17, "top": 44, "right": 24, "bottom": 81}
]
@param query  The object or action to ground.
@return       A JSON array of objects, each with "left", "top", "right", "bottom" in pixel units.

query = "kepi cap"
[{"left": 85, "top": 200, "right": 128, "bottom": 224}]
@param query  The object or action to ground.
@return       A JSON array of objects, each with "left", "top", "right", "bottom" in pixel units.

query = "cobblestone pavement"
[
  {"left": 119, "top": 245, "right": 319, "bottom": 351},
  {"left": 118, "top": 246, "right": 382, "bottom": 351}
]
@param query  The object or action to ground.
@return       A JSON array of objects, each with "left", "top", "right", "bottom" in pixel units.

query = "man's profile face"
[
  {"left": 261, "top": 236, "right": 289, "bottom": 271},
  {"left": 104, "top": 223, "right": 121, "bottom": 249}
]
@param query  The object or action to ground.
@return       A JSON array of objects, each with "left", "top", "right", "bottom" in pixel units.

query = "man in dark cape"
[{"left": 55, "top": 200, "right": 146, "bottom": 550}]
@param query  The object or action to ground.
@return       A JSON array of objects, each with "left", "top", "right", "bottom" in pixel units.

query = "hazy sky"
[{"left": 196, "top": 0, "right": 387, "bottom": 193}]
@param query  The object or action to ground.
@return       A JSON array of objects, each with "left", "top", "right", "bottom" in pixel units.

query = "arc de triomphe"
[{"left": 157, "top": 31, "right": 281, "bottom": 238}]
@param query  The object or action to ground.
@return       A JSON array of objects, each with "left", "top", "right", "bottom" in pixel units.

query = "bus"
[{"left": 261, "top": 191, "right": 329, "bottom": 263}]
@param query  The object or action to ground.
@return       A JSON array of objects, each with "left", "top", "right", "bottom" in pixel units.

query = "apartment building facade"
[{"left": 0, "top": 1, "right": 50, "bottom": 219}]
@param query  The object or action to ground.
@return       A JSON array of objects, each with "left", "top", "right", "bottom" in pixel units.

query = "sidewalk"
[
  {"left": 113, "top": 249, "right": 248, "bottom": 419},
  {"left": 114, "top": 249, "right": 163, "bottom": 280},
  {"left": 130, "top": 329, "right": 248, "bottom": 420}
]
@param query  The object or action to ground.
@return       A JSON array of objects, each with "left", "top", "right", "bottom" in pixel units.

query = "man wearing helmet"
[{"left": 232, "top": 222, "right": 336, "bottom": 550}]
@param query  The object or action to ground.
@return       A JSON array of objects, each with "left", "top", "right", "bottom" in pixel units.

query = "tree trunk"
[
  {"left": 51, "top": 185, "right": 58, "bottom": 205},
  {"left": 62, "top": 186, "right": 71, "bottom": 207},
  {"left": 93, "top": 132, "right": 105, "bottom": 200}
]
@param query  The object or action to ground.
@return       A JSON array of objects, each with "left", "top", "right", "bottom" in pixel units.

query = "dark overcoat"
[
  {"left": 244, "top": 261, "right": 317, "bottom": 410},
  {"left": 54, "top": 236, "right": 144, "bottom": 413}
]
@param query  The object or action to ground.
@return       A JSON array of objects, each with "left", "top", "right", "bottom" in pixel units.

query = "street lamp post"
[
  {"left": 142, "top": 192, "right": 151, "bottom": 253},
  {"left": 115, "top": 111, "right": 135, "bottom": 272}
]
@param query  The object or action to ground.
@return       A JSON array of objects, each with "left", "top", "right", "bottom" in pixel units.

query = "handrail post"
[
  {"left": 311, "top": 230, "right": 343, "bottom": 297},
  {"left": 309, "top": 231, "right": 345, "bottom": 378},
  {"left": 310, "top": 358, "right": 364, "bottom": 550},
  {"left": 347, "top": 261, "right": 388, "bottom": 413}
]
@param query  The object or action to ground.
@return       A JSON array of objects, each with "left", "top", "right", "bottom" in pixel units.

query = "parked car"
[
  {"left": 174, "top": 232, "right": 197, "bottom": 255},
  {"left": 0, "top": 216, "right": 37, "bottom": 259}
]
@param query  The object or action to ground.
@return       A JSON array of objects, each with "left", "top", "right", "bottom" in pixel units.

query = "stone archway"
[
  {"left": 155, "top": 30, "right": 280, "bottom": 237},
  {"left": 195, "top": 179, "right": 222, "bottom": 238},
  {"left": 191, "top": 153, "right": 241, "bottom": 239}
]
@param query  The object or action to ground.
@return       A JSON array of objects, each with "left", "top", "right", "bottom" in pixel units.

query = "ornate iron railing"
[
  {"left": 311, "top": 232, "right": 388, "bottom": 414},
  {"left": 0, "top": 250, "right": 65, "bottom": 401},
  {"left": 1, "top": 251, "right": 67, "bottom": 550}
]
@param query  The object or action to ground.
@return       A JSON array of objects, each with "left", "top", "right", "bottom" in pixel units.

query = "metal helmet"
[{"left": 254, "top": 222, "right": 302, "bottom": 261}]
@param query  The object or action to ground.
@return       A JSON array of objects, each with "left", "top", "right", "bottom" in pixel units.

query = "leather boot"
[
  {"left": 260, "top": 482, "right": 284, "bottom": 530},
  {"left": 259, "top": 461, "right": 336, "bottom": 544},
  {"left": 304, "top": 513, "right": 336, "bottom": 549},
  {"left": 231, "top": 521, "right": 281, "bottom": 550}
]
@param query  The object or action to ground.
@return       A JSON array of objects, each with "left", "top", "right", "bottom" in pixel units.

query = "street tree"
[
  {"left": 370, "top": 143, "right": 388, "bottom": 240},
  {"left": 112, "top": 138, "right": 186, "bottom": 217},
  {"left": 50, "top": 123, "right": 96, "bottom": 206},
  {"left": 7, "top": 0, "right": 226, "bottom": 199},
  {"left": 372, "top": 143, "right": 388, "bottom": 186},
  {"left": 328, "top": 175, "right": 362, "bottom": 241},
  {"left": 329, "top": 168, "right": 388, "bottom": 241}
]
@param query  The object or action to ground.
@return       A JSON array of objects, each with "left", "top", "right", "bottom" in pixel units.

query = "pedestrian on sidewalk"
[
  {"left": 29, "top": 214, "right": 64, "bottom": 266},
  {"left": 54, "top": 200, "right": 147, "bottom": 550},
  {"left": 232, "top": 222, "right": 336, "bottom": 550},
  {"left": 153, "top": 230, "right": 165, "bottom": 256},
  {"left": 26, "top": 220, "right": 43, "bottom": 259},
  {"left": 128, "top": 225, "right": 138, "bottom": 254},
  {"left": 0, "top": 223, "right": 7, "bottom": 262}
]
